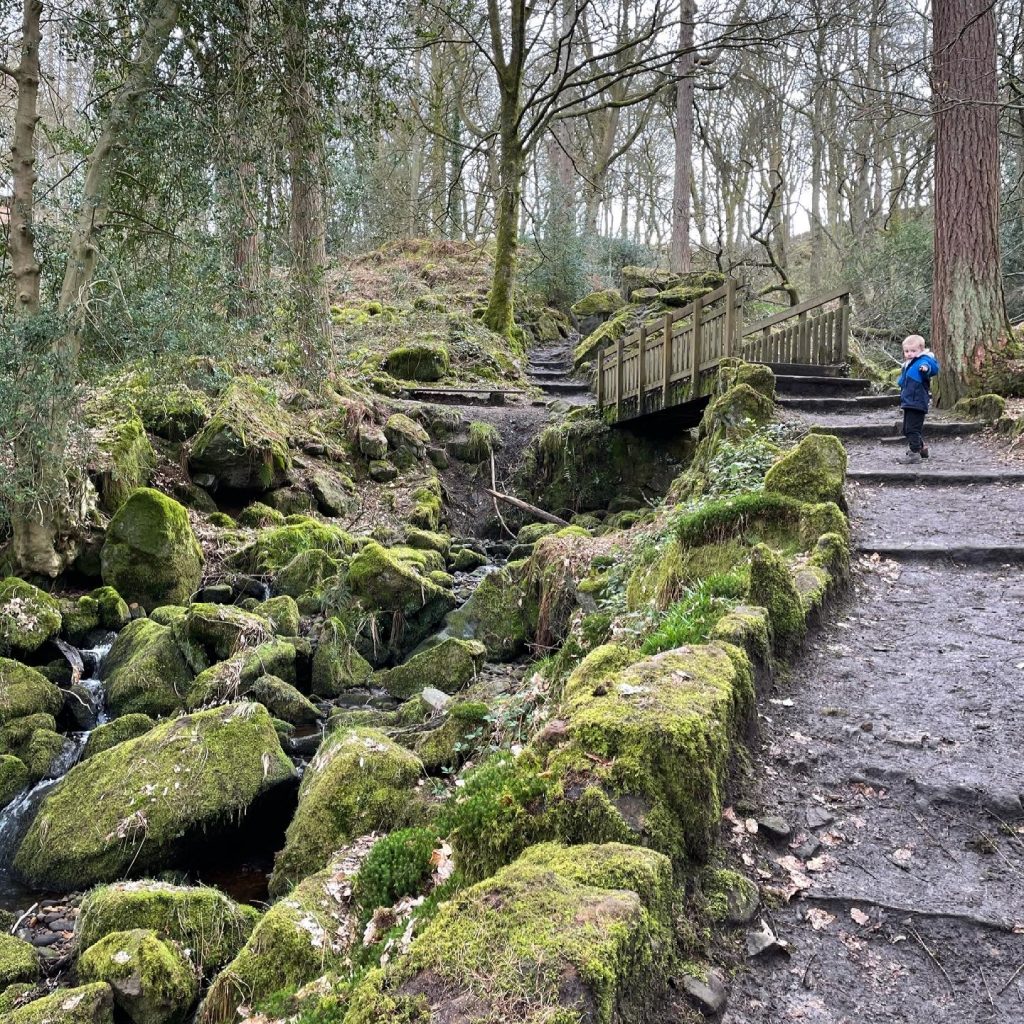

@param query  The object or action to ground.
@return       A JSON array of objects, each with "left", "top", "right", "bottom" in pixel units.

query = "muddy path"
[{"left": 727, "top": 415, "right": 1024, "bottom": 1023}]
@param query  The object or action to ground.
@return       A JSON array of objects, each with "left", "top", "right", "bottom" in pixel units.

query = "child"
[{"left": 897, "top": 334, "right": 939, "bottom": 462}]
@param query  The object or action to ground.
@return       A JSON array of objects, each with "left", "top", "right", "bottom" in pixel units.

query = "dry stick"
[
  {"left": 906, "top": 921, "right": 956, "bottom": 994},
  {"left": 484, "top": 488, "right": 569, "bottom": 527},
  {"left": 11, "top": 902, "right": 38, "bottom": 936},
  {"left": 981, "top": 967, "right": 996, "bottom": 1007},
  {"left": 490, "top": 452, "right": 516, "bottom": 540},
  {"left": 998, "top": 961, "right": 1024, "bottom": 996},
  {"left": 800, "top": 893, "right": 1016, "bottom": 933}
]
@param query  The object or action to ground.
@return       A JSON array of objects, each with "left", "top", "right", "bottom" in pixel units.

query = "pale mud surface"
[{"left": 727, "top": 427, "right": 1024, "bottom": 1023}]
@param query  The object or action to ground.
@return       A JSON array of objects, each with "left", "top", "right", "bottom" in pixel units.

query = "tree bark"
[
  {"left": 670, "top": 0, "right": 696, "bottom": 273},
  {"left": 931, "top": 0, "right": 1008, "bottom": 404}
]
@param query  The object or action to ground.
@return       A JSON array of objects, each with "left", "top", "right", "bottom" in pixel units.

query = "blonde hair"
[{"left": 903, "top": 334, "right": 926, "bottom": 351}]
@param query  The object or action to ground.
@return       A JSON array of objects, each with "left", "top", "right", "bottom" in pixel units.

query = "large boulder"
[
  {"left": 188, "top": 378, "right": 291, "bottom": 492},
  {"left": 100, "top": 489, "right": 203, "bottom": 611},
  {"left": 0, "top": 932, "right": 39, "bottom": 988},
  {"left": 0, "top": 578, "right": 62, "bottom": 654},
  {"left": 185, "top": 637, "right": 300, "bottom": 709},
  {"left": 6, "top": 983, "right": 115, "bottom": 1024},
  {"left": 82, "top": 714, "right": 156, "bottom": 759},
  {"left": 85, "top": 399, "right": 156, "bottom": 515},
  {"left": 269, "top": 728, "right": 423, "bottom": 896},
  {"left": 77, "top": 881, "right": 258, "bottom": 976},
  {"left": 375, "top": 638, "right": 486, "bottom": 699},
  {"left": 311, "top": 618, "right": 372, "bottom": 696},
  {"left": 78, "top": 928, "right": 198, "bottom": 1024},
  {"left": 444, "top": 567, "right": 534, "bottom": 661},
  {"left": 764, "top": 433, "right": 848, "bottom": 510},
  {"left": 0, "top": 658, "right": 63, "bottom": 726},
  {"left": 170, "top": 603, "right": 273, "bottom": 673},
  {"left": 103, "top": 619, "right": 194, "bottom": 719},
  {"left": 384, "top": 344, "right": 450, "bottom": 382},
  {"left": 14, "top": 704, "right": 297, "bottom": 889},
  {"left": 233, "top": 518, "right": 356, "bottom": 577}
]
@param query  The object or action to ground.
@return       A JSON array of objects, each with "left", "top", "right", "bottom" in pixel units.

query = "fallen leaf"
[
  {"left": 850, "top": 907, "right": 870, "bottom": 926},
  {"left": 807, "top": 908, "right": 835, "bottom": 931},
  {"left": 890, "top": 847, "right": 913, "bottom": 869},
  {"left": 776, "top": 855, "right": 813, "bottom": 891},
  {"left": 806, "top": 854, "right": 837, "bottom": 873}
]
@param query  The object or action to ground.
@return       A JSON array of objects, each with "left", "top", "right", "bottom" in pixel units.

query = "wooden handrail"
[{"left": 741, "top": 287, "right": 849, "bottom": 335}]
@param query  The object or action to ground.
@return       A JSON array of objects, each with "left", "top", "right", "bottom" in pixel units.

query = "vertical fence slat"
[
  {"left": 637, "top": 325, "right": 647, "bottom": 414},
  {"left": 689, "top": 295, "right": 703, "bottom": 397}
]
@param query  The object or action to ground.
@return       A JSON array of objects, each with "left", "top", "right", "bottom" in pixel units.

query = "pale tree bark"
[
  {"left": 670, "top": 0, "right": 696, "bottom": 273},
  {"left": 931, "top": 0, "right": 1008, "bottom": 404}
]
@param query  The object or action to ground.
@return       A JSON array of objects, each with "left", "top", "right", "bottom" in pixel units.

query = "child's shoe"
[
  {"left": 900, "top": 450, "right": 922, "bottom": 464},
  {"left": 920, "top": 445, "right": 929, "bottom": 460}
]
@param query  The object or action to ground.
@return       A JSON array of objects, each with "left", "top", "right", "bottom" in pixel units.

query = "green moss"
[
  {"left": 248, "top": 675, "right": 319, "bottom": 725},
  {"left": 444, "top": 567, "right": 533, "bottom": 661},
  {"left": 675, "top": 492, "right": 807, "bottom": 548},
  {"left": 0, "top": 578, "right": 62, "bottom": 654},
  {"left": 0, "top": 753, "right": 28, "bottom": 806},
  {"left": 450, "top": 422, "right": 502, "bottom": 463},
  {"left": 269, "top": 728, "right": 424, "bottom": 897},
  {"left": 375, "top": 638, "right": 486, "bottom": 700},
  {"left": 14, "top": 704, "right": 296, "bottom": 889},
  {"left": 171, "top": 603, "right": 274, "bottom": 674},
  {"left": 413, "top": 701, "right": 490, "bottom": 771},
  {"left": 83, "top": 715, "right": 156, "bottom": 759},
  {"left": 571, "top": 288, "right": 625, "bottom": 319},
  {"left": 764, "top": 433, "right": 847, "bottom": 510},
  {"left": 311, "top": 617, "right": 372, "bottom": 696},
  {"left": 100, "top": 489, "right": 203, "bottom": 611},
  {"left": 78, "top": 881, "right": 257, "bottom": 977},
  {"left": 517, "top": 522, "right": 561, "bottom": 546},
  {"left": 799, "top": 501, "right": 850, "bottom": 547},
  {"left": 390, "top": 545, "right": 446, "bottom": 574},
  {"left": 0, "top": 659, "right": 63, "bottom": 726},
  {"left": 78, "top": 928, "right": 198, "bottom": 1024},
  {"left": 23, "top": 728, "right": 63, "bottom": 782},
  {"left": 91, "top": 586, "right": 132, "bottom": 629},
  {"left": 954, "top": 393, "right": 1006, "bottom": 420},
  {"left": 0, "top": 713, "right": 56, "bottom": 757},
  {"left": 6, "top": 982, "right": 114, "bottom": 1024},
  {"left": 0, "top": 933, "right": 39, "bottom": 988},
  {"left": 714, "top": 357, "right": 776, "bottom": 399},
  {"left": 572, "top": 304, "right": 639, "bottom": 366},
  {"left": 385, "top": 344, "right": 450, "bottom": 382},
  {"left": 236, "top": 518, "right": 356, "bottom": 576},
  {"left": 747, "top": 544, "right": 805, "bottom": 652},
  {"left": 61, "top": 595, "right": 100, "bottom": 643},
  {"left": 710, "top": 605, "right": 773, "bottom": 669},
  {"left": 451, "top": 548, "right": 487, "bottom": 572},
  {"left": 354, "top": 827, "right": 436, "bottom": 919},
  {"left": 409, "top": 480, "right": 443, "bottom": 532},
  {"left": 84, "top": 396, "right": 157, "bottom": 515},
  {"left": 810, "top": 531, "right": 851, "bottom": 584},
  {"left": 702, "top": 868, "right": 759, "bottom": 924},
  {"left": 134, "top": 386, "right": 210, "bottom": 442},
  {"left": 255, "top": 594, "right": 300, "bottom": 636},
  {"left": 274, "top": 548, "right": 343, "bottom": 601},
  {"left": 404, "top": 528, "right": 450, "bottom": 557},
  {"left": 236, "top": 502, "right": 286, "bottom": 528},
  {"left": 185, "top": 638, "right": 299, "bottom": 708},
  {"left": 103, "top": 619, "right": 193, "bottom": 718}
]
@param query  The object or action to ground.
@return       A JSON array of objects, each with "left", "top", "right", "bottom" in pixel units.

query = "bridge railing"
[{"left": 595, "top": 281, "right": 850, "bottom": 422}]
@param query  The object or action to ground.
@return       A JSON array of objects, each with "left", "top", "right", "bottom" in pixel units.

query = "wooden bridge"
[{"left": 595, "top": 280, "right": 850, "bottom": 424}]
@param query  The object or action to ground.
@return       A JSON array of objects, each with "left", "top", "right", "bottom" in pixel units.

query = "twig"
[
  {"left": 998, "top": 960, "right": 1024, "bottom": 995},
  {"left": 799, "top": 893, "right": 1016, "bottom": 932},
  {"left": 484, "top": 488, "right": 569, "bottom": 526},
  {"left": 981, "top": 967, "right": 995, "bottom": 1007},
  {"left": 490, "top": 452, "right": 516, "bottom": 540},
  {"left": 906, "top": 921, "right": 955, "bottom": 994},
  {"left": 11, "top": 902, "right": 38, "bottom": 936}
]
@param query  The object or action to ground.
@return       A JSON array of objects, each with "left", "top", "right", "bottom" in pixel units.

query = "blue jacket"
[{"left": 898, "top": 352, "right": 940, "bottom": 411}]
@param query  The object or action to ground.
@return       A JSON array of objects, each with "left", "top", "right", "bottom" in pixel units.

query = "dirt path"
[{"left": 727, "top": 409, "right": 1024, "bottom": 1023}]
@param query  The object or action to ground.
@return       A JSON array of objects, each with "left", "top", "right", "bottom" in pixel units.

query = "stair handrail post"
[
  {"left": 596, "top": 347, "right": 605, "bottom": 411},
  {"left": 798, "top": 309, "right": 809, "bottom": 363},
  {"left": 688, "top": 293, "right": 703, "bottom": 399},
  {"left": 723, "top": 277, "right": 736, "bottom": 358},
  {"left": 839, "top": 292, "right": 850, "bottom": 363},
  {"left": 637, "top": 323, "right": 647, "bottom": 415},
  {"left": 615, "top": 336, "right": 624, "bottom": 420},
  {"left": 662, "top": 313, "right": 672, "bottom": 408}
]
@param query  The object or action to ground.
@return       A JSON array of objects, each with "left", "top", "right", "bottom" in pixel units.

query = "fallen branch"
[
  {"left": 490, "top": 453, "right": 516, "bottom": 540},
  {"left": 484, "top": 489, "right": 569, "bottom": 527},
  {"left": 799, "top": 893, "right": 1018, "bottom": 933}
]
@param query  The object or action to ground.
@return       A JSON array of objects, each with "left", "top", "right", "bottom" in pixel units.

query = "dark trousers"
[{"left": 902, "top": 408, "right": 926, "bottom": 451}]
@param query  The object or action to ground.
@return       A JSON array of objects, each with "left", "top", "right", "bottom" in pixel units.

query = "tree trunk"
[
  {"left": 931, "top": 0, "right": 1008, "bottom": 404},
  {"left": 670, "top": 0, "right": 696, "bottom": 273}
]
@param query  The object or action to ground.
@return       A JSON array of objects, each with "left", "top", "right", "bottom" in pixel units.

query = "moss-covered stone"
[
  {"left": 149, "top": 606, "right": 186, "bottom": 627},
  {"left": 235, "top": 518, "right": 356, "bottom": 577},
  {"left": 0, "top": 578, "right": 62, "bottom": 654},
  {"left": 77, "top": 882, "right": 258, "bottom": 976},
  {"left": 414, "top": 701, "right": 489, "bottom": 772},
  {"left": 256, "top": 594, "right": 300, "bottom": 636},
  {"left": 404, "top": 528, "right": 450, "bottom": 557},
  {"left": 236, "top": 502, "right": 286, "bottom": 528},
  {"left": 14, "top": 704, "right": 297, "bottom": 889},
  {"left": 656, "top": 271, "right": 724, "bottom": 306},
  {"left": 702, "top": 867, "right": 759, "bottom": 925},
  {"left": 444, "top": 567, "right": 534, "bottom": 661},
  {"left": 101, "top": 489, "right": 203, "bottom": 611},
  {"left": 0, "top": 658, "right": 63, "bottom": 726},
  {"left": 171, "top": 603, "right": 273, "bottom": 673},
  {"left": 573, "top": 303, "right": 639, "bottom": 366},
  {"left": 134, "top": 386, "right": 210, "bottom": 442},
  {"left": 375, "top": 638, "right": 486, "bottom": 700},
  {"left": 747, "top": 544, "right": 805, "bottom": 652},
  {"left": 451, "top": 548, "right": 487, "bottom": 572},
  {"left": 269, "top": 728, "right": 423, "bottom": 897},
  {"left": 274, "top": 548, "right": 343, "bottom": 601},
  {"left": 0, "top": 752, "right": 29, "bottom": 807},
  {"left": 265, "top": 487, "right": 316, "bottom": 516},
  {"left": 571, "top": 288, "right": 625, "bottom": 319},
  {"left": 60, "top": 595, "right": 100, "bottom": 643},
  {"left": 0, "top": 933, "right": 39, "bottom": 988},
  {"left": 710, "top": 605, "right": 772, "bottom": 670},
  {"left": 78, "top": 928, "right": 198, "bottom": 1024},
  {"left": 764, "top": 433, "right": 847, "bottom": 510},
  {"left": 409, "top": 479, "right": 444, "bottom": 532},
  {"left": 103, "top": 619, "right": 193, "bottom": 719},
  {"left": 311, "top": 618, "right": 372, "bottom": 696},
  {"left": 185, "top": 638, "right": 299, "bottom": 708},
  {"left": 188, "top": 378, "right": 291, "bottom": 491},
  {"left": 83, "top": 714, "right": 156, "bottom": 759},
  {"left": 23, "top": 728, "right": 63, "bottom": 782},
  {"left": 91, "top": 586, "right": 132, "bottom": 630},
  {"left": 449, "top": 422, "right": 502, "bottom": 463},
  {"left": 248, "top": 674, "right": 319, "bottom": 725},
  {"left": 385, "top": 344, "right": 450, "bottom": 382},
  {"left": 344, "top": 841, "right": 673, "bottom": 1024},
  {"left": 0, "top": 713, "right": 56, "bottom": 757},
  {"left": 384, "top": 413, "right": 431, "bottom": 454},
  {"left": 85, "top": 401, "right": 157, "bottom": 515},
  {"left": 6, "top": 982, "right": 114, "bottom": 1024},
  {"left": 954, "top": 393, "right": 1006, "bottom": 421}
]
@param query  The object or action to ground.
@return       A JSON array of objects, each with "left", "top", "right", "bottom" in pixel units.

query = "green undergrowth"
[{"left": 639, "top": 573, "right": 747, "bottom": 655}]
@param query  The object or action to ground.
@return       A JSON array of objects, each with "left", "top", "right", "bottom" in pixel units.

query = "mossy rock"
[
  {"left": 620, "top": 266, "right": 683, "bottom": 295},
  {"left": 236, "top": 502, "right": 286, "bottom": 529},
  {"left": 78, "top": 881, "right": 258, "bottom": 976},
  {"left": 171, "top": 603, "right": 273, "bottom": 673},
  {"left": 23, "top": 728, "right": 64, "bottom": 782},
  {"left": 188, "top": 378, "right": 291, "bottom": 492},
  {"left": 385, "top": 344, "right": 450, "bottom": 382},
  {"left": 517, "top": 522, "right": 561, "bottom": 546},
  {"left": 274, "top": 548, "right": 343, "bottom": 601},
  {"left": 384, "top": 413, "right": 430, "bottom": 454},
  {"left": 78, "top": 928, "right": 198, "bottom": 1024},
  {"left": 150, "top": 606, "right": 186, "bottom": 626},
  {"left": 269, "top": 728, "right": 423, "bottom": 897},
  {"left": 185, "top": 638, "right": 299, "bottom": 708},
  {"left": 83, "top": 714, "right": 156, "bottom": 759},
  {"left": 60, "top": 595, "right": 100, "bottom": 643},
  {"left": 103, "top": 619, "right": 194, "bottom": 719},
  {"left": 702, "top": 867, "right": 759, "bottom": 925},
  {"left": 310, "top": 471, "right": 357, "bottom": 518},
  {"left": 954, "top": 393, "right": 1006, "bottom": 421},
  {"left": 554, "top": 642, "right": 754, "bottom": 861},
  {"left": 573, "top": 303, "right": 640, "bottom": 366},
  {"left": 0, "top": 658, "right": 63, "bottom": 726},
  {"left": 764, "top": 433, "right": 847, "bottom": 510},
  {"left": 6, "top": 982, "right": 115, "bottom": 1024},
  {"left": 135, "top": 386, "right": 210, "bottom": 442},
  {"left": 570, "top": 288, "right": 625, "bottom": 319},
  {"left": 0, "top": 753, "right": 29, "bottom": 807},
  {"left": 701, "top": 383, "right": 775, "bottom": 439},
  {"left": 374, "top": 638, "right": 486, "bottom": 700},
  {"left": 0, "top": 578, "right": 62, "bottom": 654},
  {"left": 256, "top": 594, "right": 300, "bottom": 636},
  {"left": 311, "top": 618, "right": 372, "bottom": 696},
  {"left": 710, "top": 605, "right": 772, "bottom": 671},
  {"left": 656, "top": 278, "right": 722, "bottom": 307},
  {"left": 100, "top": 489, "right": 203, "bottom": 611},
  {"left": 85, "top": 400, "right": 157, "bottom": 515},
  {"left": 409, "top": 481, "right": 444, "bottom": 532},
  {"left": 14, "top": 704, "right": 297, "bottom": 889},
  {"left": 0, "top": 712, "right": 56, "bottom": 757},
  {"left": 91, "top": 586, "right": 132, "bottom": 630},
  {"left": 264, "top": 486, "right": 316, "bottom": 516},
  {"left": 404, "top": 528, "right": 450, "bottom": 557},
  {"left": 344, "top": 841, "right": 673, "bottom": 1024},
  {"left": 234, "top": 518, "right": 356, "bottom": 577},
  {"left": 413, "top": 701, "right": 490, "bottom": 772},
  {"left": 449, "top": 422, "right": 502, "bottom": 463},
  {"left": 248, "top": 675, "right": 319, "bottom": 725},
  {"left": 198, "top": 844, "right": 375, "bottom": 1024},
  {"left": 451, "top": 548, "right": 487, "bottom": 572},
  {"left": 444, "top": 567, "right": 534, "bottom": 661},
  {"left": 0, "top": 933, "right": 39, "bottom": 988},
  {"left": 747, "top": 544, "right": 805, "bottom": 652}
]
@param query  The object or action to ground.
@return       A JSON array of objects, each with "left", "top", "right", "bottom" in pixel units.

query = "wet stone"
[
  {"left": 681, "top": 967, "right": 728, "bottom": 1016},
  {"left": 757, "top": 814, "right": 792, "bottom": 841},
  {"left": 806, "top": 806, "right": 835, "bottom": 830}
]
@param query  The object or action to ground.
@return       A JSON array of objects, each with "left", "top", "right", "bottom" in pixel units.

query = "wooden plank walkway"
[{"left": 595, "top": 280, "right": 851, "bottom": 424}]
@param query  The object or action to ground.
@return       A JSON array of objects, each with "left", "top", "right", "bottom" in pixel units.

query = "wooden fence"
[{"left": 595, "top": 282, "right": 850, "bottom": 422}]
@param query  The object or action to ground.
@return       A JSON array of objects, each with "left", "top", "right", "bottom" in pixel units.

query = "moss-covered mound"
[
  {"left": 311, "top": 618, "right": 372, "bottom": 696},
  {"left": 0, "top": 658, "right": 64, "bottom": 726},
  {"left": 6, "top": 982, "right": 115, "bottom": 1024},
  {"left": 444, "top": 567, "right": 535, "bottom": 661},
  {"left": 414, "top": 700, "right": 490, "bottom": 772},
  {"left": 747, "top": 543, "right": 806, "bottom": 652},
  {"left": 185, "top": 638, "right": 299, "bottom": 708},
  {"left": 77, "top": 881, "right": 258, "bottom": 975},
  {"left": 248, "top": 674, "right": 319, "bottom": 725},
  {"left": 269, "top": 727, "right": 423, "bottom": 896},
  {"left": 85, "top": 399, "right": 157, "bottom": 514},
  {"left": 344, "top": 841, "right": 674, "bottom": 1024},
  {"left": 384, "top": 344, "right": 450, "bottom": 382},
  {"left": 103, "top": 619, "right": 194, "bottom": 719},
  {"left": 764, "top": 432, "right": 847, "bottom": 510},
  {"left": 954, "top": 393, "right": 1006, "bottom": 421},
  {"left": 82, "top": 714, "right": 156, "bottom": 759},
  {"left": 571, "top": 288, "right": 625, "bottom": 319},
  {"left": 235, "top": 518, "right": 356, "bottom": 577},
  {"left": 375, "top": 638, "right": 486, "bottom": 699},
  {"left": 171, "top": 603, "right": 273, "bottom": 673},
  {"left": 188, "top": 377, "right": 291, "bottom": 491},
  {"left": 14, "top": 704, "right": 297, "bottom": 889},
  {"left": 0, "top": 752, "right": 29, "bottom": 806},
  {"left": 78, "top": 928, "right": 198, "bottom": 1024},
  {"left": 100, "top": 489, "right": 203, "bottom": 611},
  {"left": 0, "top": 933, "right": 39, "bottom": 988},
  {"left": 0, "top": 578, "right": 62, "bottom": 654}
]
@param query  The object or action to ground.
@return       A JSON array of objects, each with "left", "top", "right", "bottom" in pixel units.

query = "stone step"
[
  {"left": 528, "top": 368, "right": 575, "bottom": 379},
  {"left": 778, "top": 394, "right": 898, "bottom": 412},
  {"left": 855, "top": 543, "right": 1024, "bottom": 565},
  {"left": 538, "top": 381, "right": 591, "bottom": 395},
  {"left": 811, "top": 421, "right": 986, "bottom": 439},
  {"left": 764, "top": 362, "right": 849, "bottom": 378},
  {"left": 848, "top": 469, "right": 1024, "bottom": 485},
  {"left": 775, "top": 375, "right": 872, "bottom": 398}
]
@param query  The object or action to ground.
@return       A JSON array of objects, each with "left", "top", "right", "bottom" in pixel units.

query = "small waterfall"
[{"left": 77, "top": 632, "right": 115, "bottom": 726}]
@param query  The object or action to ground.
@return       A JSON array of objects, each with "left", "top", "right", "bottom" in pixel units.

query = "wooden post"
[
  {"left": 615, "top": 337, "right": 624, "bottom": 420},
  {"left": 637, "top": 324, "right": 647, "bottom": 414},
  {"left": 688, "top": 295, "right": 703, "bottom": 397},
  {"left": 661, "top": 314, "right": 672, "bottom": 408},
  {"left": 723, "top": 277, "right": 736, "bottom": 358},
  {"left": 596, "top": 347, "right": 605, "bottom": 410},
  {"left": 839, "top": 294, "right": 850, "bottom": 363}
]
